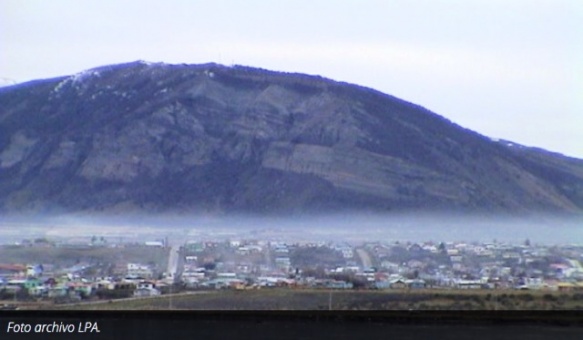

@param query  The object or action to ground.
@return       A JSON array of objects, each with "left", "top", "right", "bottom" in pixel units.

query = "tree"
[
  {"left": 203, "top": 262, "right": 216, "bottom": 271},
  {"left": 405, "top": 270, "right": 419, "bottom": 280},
  {"left": 300, "top": 266, "right": 327, "bottom": 279},
  {"left": 438, "top": 242, "right": 447, "bottom": 254},
  {"left": 350, "top": 277, "right": 368, "bottom": 290}
]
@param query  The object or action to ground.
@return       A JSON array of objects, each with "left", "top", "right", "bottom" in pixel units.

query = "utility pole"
[
  {"left": 169, "top": 284, "right": 173, "bottom": 310},
  {"left": 328, "top": 290, "right": 332, "bottom": 311}
]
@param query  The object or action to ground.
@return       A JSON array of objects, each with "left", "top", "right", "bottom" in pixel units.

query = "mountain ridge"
[{"left": 1, "top": 61, "right": 582, "bottom": 215}]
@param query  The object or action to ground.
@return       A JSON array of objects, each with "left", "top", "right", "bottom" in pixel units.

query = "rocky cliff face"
[{"left": 1, "top": 61, "right": 582, "bottom": 215}]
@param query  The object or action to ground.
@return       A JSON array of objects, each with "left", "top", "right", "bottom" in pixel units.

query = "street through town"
[{"left": 355, "top": 248, "right": 372, "bottom": 269}]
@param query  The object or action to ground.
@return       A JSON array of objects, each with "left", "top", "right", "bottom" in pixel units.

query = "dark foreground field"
[
  {"left": 51, "top": 289, "right": 583, "bottom": 310},
  {"left": 7, "top": 290, "right": 583, "bottom": 339}
]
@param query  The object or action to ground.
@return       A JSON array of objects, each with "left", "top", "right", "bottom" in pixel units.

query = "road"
[
  {"left": 166, "top": 245, "right": 183, "bottom": 284},
  {"left": 356, "top": 248, "right": 373, "bottom": 269}
]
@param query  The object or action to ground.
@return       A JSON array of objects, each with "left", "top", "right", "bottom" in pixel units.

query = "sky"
[{"left": 2, "top": 0, "right": 582, "bottom": 158}]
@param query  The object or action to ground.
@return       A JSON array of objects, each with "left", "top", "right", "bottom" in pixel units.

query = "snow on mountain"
[{"left": 0, "top": 77, "right": 18, "bottom": 88}]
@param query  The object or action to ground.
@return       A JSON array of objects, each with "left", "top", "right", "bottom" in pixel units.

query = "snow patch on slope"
[{"left": 0, "top": 77, "right": 18, "bottom": 88}]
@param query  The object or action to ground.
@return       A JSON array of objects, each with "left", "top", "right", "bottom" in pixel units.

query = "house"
[
  {"left": 183, "top": 269, "right": 205, "bottom": 281},
  {"left": 67, "top": 282, "right": 93, "bottom": 297},
  {"left": 233, "top": 281, "right": 248, "bottom": 290},
  {"left": 557, "top": 282, "right": 576, "bottom": 292},
  {"left": 20, "top": 278, "right": 44, "bottom": 295},
  {"left": 114, "top": 282, "right": 137, "bottom": 291},
  {"left": 422, "top": 244, "right": 438, "bottom": 253},
  {"left": 374, "top": 280, "right": 391, "bottom": 289},
  {"left": 389, "top": 279, "right": 408, "bottom": 289},
  {"left": 229, "top": 240, "right": 241, "bottom": 248},
  {"left": 236, "top": 264, "right": 252, "bottom": 274},
  {"left": 335, "top": 246, "right": 354, "bottom": 259},
  {"left": 137, "top": 281, "right": 157, "bottom": 290},
  {"left": 237, "top": 246, "right": 250, "bottom": 255},
  {"left": 133, "top": 288, "right": 160, "bottom": 297},
  {"left": 26, "top": 264, "right": 43, "bottom": 278},
  {"left": 408, "top": 243, "right": 424, "bottom": 253},
  {"left": 145, "top": 241, "right": 164, "bottom": 247},
  {"left": 47, "top": 286, "right": 68, "bottom": 298},
  {"left": 28, "top": 285, "right": 48, "bottom": 297},
  {"left": 375, "top": 272, "right": 390, "bottom": 282},
  {"left": 452, "top": 263, "right": 464, "bottom": 271},
  {"left": 202, "top": 278, "right": 245, "bottom": 289},
  {"left": 326, "top": 280, "right": 353, "bottom": 289},
  {"left": 127, "top": 263, "right": 154, "bottom": 279},
  {"left": 406, "top": 279, "right": 426, "bottom": 289},
  {"left": 133, "top": 281, "right": 161, "bottom": 297},
  {"left": 456, "top": 280, "right": 485, "bottom": 289},
  {"left": 93, "top": 279, "right": 115, "bottom": 290},
  {"left": 7, "top": 279, "right": 26, "bottom": 288},
  {"left": 3, "top": 284, "right": 22, "bottom": 296},
  {"left": 556, "top": 282, "right": 583, "bottom": 292},
  {"left": 407, "top": 260, "right": 424, "bottom": 269},
  {"left": 257, "top": 276, "right": 287, "bottom": 288},
  {"left": 185, "top": 242, "right": 205, "bottom": 253},
  {"left": 523, "top": 277, "right": 545, "bottom": 290},
  {"left": 184, "top": 277, "right": 200, "bottom": 289},
  {"left": 0, "top": 264, "right": 26, "bottom": 278},
  {"left": 274, "top": 257, "right": 291, "bottom": 271},
  {"left": 380, "top": 261, "right": 400, "bottom": 272}
]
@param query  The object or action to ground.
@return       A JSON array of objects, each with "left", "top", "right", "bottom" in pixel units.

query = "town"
[{"left": 1, "top": 232, "right": 583, "bottom": 309}]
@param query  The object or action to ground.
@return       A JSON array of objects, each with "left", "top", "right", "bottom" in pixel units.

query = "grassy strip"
[{"left": 48, "top": 289, "right": 583, "bottom": 310}]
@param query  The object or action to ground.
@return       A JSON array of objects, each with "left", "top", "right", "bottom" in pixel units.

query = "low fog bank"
[{"left": 0, "top": 212, "right": 581, "bottom": 245}]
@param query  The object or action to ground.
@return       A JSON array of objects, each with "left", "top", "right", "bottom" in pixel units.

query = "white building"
[
  {"left": 127, "top": 263, "right": 154, "bottom": 279},
  {"left": 134, "top": 281, "right": 161, "bottom": 297}
]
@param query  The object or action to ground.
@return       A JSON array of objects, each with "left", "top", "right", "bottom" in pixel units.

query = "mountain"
[{"left": 1, "top": 61, "right": 582, "bottom": 215}]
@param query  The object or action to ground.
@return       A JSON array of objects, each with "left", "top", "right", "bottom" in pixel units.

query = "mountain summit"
[{"left": 1, "top": 61, "right": 582, "bottom": 215}]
